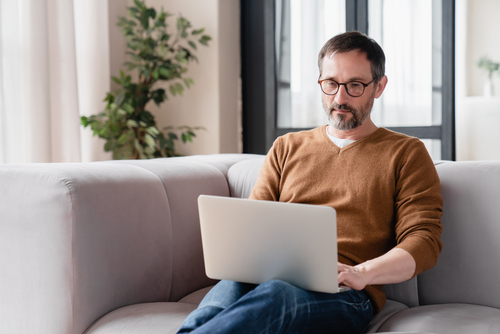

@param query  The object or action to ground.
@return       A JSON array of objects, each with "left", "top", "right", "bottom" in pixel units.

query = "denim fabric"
[{"left": 177, "top": 280, "right": 372, "bottom": 334}]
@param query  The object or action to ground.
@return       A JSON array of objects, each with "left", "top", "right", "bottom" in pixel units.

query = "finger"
[{"left": 337, "top": 262, "right": 349, "bottom": 271}]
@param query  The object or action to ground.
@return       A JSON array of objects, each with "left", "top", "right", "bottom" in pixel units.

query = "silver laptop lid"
[{"left": 198, "top": 195, "right": 339, "bottom": 294}]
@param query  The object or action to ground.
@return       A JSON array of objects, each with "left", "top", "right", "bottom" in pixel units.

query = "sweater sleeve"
[
  {"left": 393, "top": 139, "right": 443, "bottom": 277},
  {"left": 248, "top": 137, "right": 284, "bottom": 201}
]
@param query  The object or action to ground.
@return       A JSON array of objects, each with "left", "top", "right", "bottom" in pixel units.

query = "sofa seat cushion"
[
  {"left": 85, "top": 302, "right": 196, "bottom": 334},
  {"left": 377, "top": 303, "right": 500, "bottom": 333},
  {"left": 365, "top": 299, "right": 408, "bottom": 332},
  {"left": 85, "top": 286, "right": 214, "bottom": 334},
  {"left": 177, "top": 286, "right": 214, "bottom": 304}
]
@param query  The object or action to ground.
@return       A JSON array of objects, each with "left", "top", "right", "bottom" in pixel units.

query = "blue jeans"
[{"left": 177, "top": 280, "right": 373, "bottom": 333}]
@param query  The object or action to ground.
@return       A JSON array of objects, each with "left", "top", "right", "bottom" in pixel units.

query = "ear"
[{"left": 374, "top": 75, "right": 388, "bottom": 99}]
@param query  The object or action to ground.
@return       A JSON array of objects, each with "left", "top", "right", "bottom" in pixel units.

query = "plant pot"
[{"left": 484, "top": 78, "right": 494, "bottom": 97}]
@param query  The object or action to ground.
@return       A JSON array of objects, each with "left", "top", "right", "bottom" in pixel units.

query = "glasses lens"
[
  {"left": 321, "top": 80, "right": 338, "bottom": 94},
  {"left": 346, "top": 81, "right": 364, "bottom": 97}
]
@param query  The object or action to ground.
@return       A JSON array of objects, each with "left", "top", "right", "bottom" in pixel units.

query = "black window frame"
[{"left": 241, "top": 0, "right": 456, "bottom": 160}]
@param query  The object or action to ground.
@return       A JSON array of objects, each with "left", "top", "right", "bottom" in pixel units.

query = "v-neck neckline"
[{"left": 320, "top": 125, "right": 385, "bottom": 154}]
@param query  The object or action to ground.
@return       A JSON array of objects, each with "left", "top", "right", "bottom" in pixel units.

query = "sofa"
[{"left": 1, "top": 154, "right": 500, "bottom": 334}]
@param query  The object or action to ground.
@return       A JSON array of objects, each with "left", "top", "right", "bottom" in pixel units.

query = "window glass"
[
  {"left": 420, "top": 139, "right": 442, "bottom": 160},
  {"left": 276, "top": 0, "right": 346, "bottom": 128},
  {"left": 368, "top": 0, "right": 443, "bottom": 127}
]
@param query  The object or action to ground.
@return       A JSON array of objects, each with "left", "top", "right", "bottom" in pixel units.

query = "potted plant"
[
  {"left": 81, "top": 0, "right": 211, "bottom": 159},
  {"left": 477, "top": 56, "right": 499, "bottom": 97}
]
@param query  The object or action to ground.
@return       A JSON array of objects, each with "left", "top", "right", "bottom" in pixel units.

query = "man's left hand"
[
  {"left": 337, "top": 248, "right": 416, "bottom": 290},
  {"left": 338, "top": 263, "right": 369, "bottom": 290}
]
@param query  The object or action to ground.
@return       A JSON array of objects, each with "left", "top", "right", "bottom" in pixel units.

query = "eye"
[
  {"left": 349, "top": 81, "right": 363, "bottom": 88},
  {"left": 325, "top": 80, "right": 337, "bottom": 87}
]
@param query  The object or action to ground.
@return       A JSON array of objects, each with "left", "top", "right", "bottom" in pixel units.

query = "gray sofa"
[{"left": 1, "top": 154, "right": 499, "bottom": 334}]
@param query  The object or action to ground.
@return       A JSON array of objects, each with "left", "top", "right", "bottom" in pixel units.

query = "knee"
[
  {"left": 260, "top": 279, "right": 294, "bottom": 291},
  {"left": 257, "top": 279, "right": 298, "bottom": 302},
  {"left": 252, "top": 280, "right": 303, "bottom": 320}
]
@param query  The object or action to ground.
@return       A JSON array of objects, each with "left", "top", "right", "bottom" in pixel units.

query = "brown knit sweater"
[{"left": 249, "top": 125, "right": 443, "bottom": 314}]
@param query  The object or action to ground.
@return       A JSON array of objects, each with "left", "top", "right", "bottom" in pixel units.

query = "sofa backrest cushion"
[
  {"left": 114, "top": 160, "right": 231, "bottom": 302},
  {"left": 418, "top": 161, "right": 500, "bottom": 309},
  {"left": 227, "top": 157, "right": 265, "bottom": 198}
]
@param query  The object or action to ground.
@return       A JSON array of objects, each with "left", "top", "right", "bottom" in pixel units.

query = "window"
[{"left": 241, "top": 0, "right": 455, "bottom": 160}]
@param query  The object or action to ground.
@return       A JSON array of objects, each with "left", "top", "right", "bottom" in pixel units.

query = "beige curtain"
[{"left": 0, "top": 0, "right": 113, "bottom": 163}]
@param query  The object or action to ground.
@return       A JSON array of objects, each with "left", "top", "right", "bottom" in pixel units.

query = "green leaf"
[
  {"left": 177, "top": 17, "right": 187, "bottom": 30},
  {"left": 192, "top": 28, "right": 205, "bottom": 35},
  {"left": 115, "top": 90, "right": 126, "bottom": 107},
  {"left": 175, "top": 83, "right": 184, "bottom": 96},
  {"left": 123, "top": 103, "right": 133, "bottom": 114},
  {"left": 160, "top": 33, "right": 171, "bottom": 42},
  {"left": 104, "top": 141, "right": 112, "bottom": 152},
  {"left": 81, "top": 116, "right": 89, "bottom": 127},
  {"left": 140, "top": 11, "right": 149, "bottom": 29},
  {"left": 151, "top": 88, "right": 166, "bottom": 106},
  {"left": 159, "top": 67, "right": 170, "bottom": 78},
  {"left": 156, "top": 12, "right": 168, "bottom": 24},
  {"left": 152, "top": 70, "right": 159, "bottom": 80},
  {"left": 124, "top": 62, "right": 138, "bottom": 71},
  {"left": 127, "top": 120, "right": 139, "bottom": 128},
  {"left": 104, "top": 92, "right": 115, "bottom": 103},
  {"left": 117, "top": 133, "right": 129, "bottom": 145},
  {"left": 145, "top": 133, "right": 156, "bottom": 148},
  {"left": 199, "top": 35, "right": 212, "bottom": 46},
  {"left": 144, "top": 146, "right": 155, "bottom": 155},
  {"left": 184, "top": 78, "right": 194, "bottom": 88},
  {"left": 175, "top": 50, "right": 189, "bottom": 64},
  {"left": 139, "top": 110, "right": 154, "bottom": 123},
  {"left": 146, "top": 8, "right": 156, "bottom": 19},
  {"left": 169, "top": 85, "right": 177, "bottom": 96},
  {"left": 159, "top": 45, "right": 169, "bottom": 57},
  {"left": 146, "top": 126, "right": 160, "bottom": 136},
  {"left": 133, "top": 0, "right": 146, "bottom": 10},
  {"left": 188, "top": 41, "right": 197, "bottom": 50},
  {"left": 181, "top": 133, "right": 188, "bottom": 143},
  {"left": 134, "top": 139, "right": 147, "bottom": 159}
]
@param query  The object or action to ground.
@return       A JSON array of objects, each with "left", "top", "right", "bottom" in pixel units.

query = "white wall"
[
  {"left": 465, "top": 0, "right": 500, "bottom": 97},
  {"left": 109, "top": 0, "right": 241, "bottom": 156},
  {"left": 456, "top": 0, "right": 500, "bottom": 160}
]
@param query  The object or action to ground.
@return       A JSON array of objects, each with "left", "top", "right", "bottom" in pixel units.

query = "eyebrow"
[{"left": 319, "top": 76, "right": 369, "bottom": 82}]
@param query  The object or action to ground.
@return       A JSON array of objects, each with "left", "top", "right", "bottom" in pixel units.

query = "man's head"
[
  {"left": 318, "top": 31, "right": 385, "bottom": 81},
  {"left": 318, "top": 32, "right": 387, "bottom": 133}
]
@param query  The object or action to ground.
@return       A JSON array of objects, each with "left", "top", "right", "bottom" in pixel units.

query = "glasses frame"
[{"left": 318, "top": 78, "right": 377, "bottom": 97}]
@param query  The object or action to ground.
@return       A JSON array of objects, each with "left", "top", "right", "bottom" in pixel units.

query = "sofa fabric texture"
[{"left": 1, "top": 154, "right": 499, "bottom": 333}]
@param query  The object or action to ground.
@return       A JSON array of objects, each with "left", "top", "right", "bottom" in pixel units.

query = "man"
[{"left": 177, "top": 31, "right": 443, "bottom": 333}]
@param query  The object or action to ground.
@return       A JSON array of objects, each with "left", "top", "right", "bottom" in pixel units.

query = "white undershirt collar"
[{"left": 326, "top": 126, "right": 356, "bottom": 148}]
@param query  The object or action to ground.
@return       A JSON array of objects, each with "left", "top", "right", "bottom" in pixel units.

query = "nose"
[{"left": 334, "top": 84, "right": 350, "bottom": 105}]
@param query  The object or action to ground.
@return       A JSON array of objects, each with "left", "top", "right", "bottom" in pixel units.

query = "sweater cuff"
[{"left": 395, "top": 236, "right": 441, "bottom": 278}]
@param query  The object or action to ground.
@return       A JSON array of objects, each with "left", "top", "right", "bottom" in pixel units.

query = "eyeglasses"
[{"left": 318, "top": 78, "right": 376, "bottom": 97}]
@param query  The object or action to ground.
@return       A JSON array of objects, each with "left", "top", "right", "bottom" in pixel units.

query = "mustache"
[{"left": 329, "top": 102, "right": 355, "bottom": 114}]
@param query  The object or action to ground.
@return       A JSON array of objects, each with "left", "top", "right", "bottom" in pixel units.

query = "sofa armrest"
[{"left": 0, "top": 163, "right": 173, "bottom": 333}]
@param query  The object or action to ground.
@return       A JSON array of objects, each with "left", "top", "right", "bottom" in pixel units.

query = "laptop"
[{"left": 198, "top": 195, "right": 349, "bottom": 294}]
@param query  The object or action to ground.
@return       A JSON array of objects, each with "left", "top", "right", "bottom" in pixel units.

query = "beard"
[{"left": 323, "top": 94, "right": 375, "bottom": 131}]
